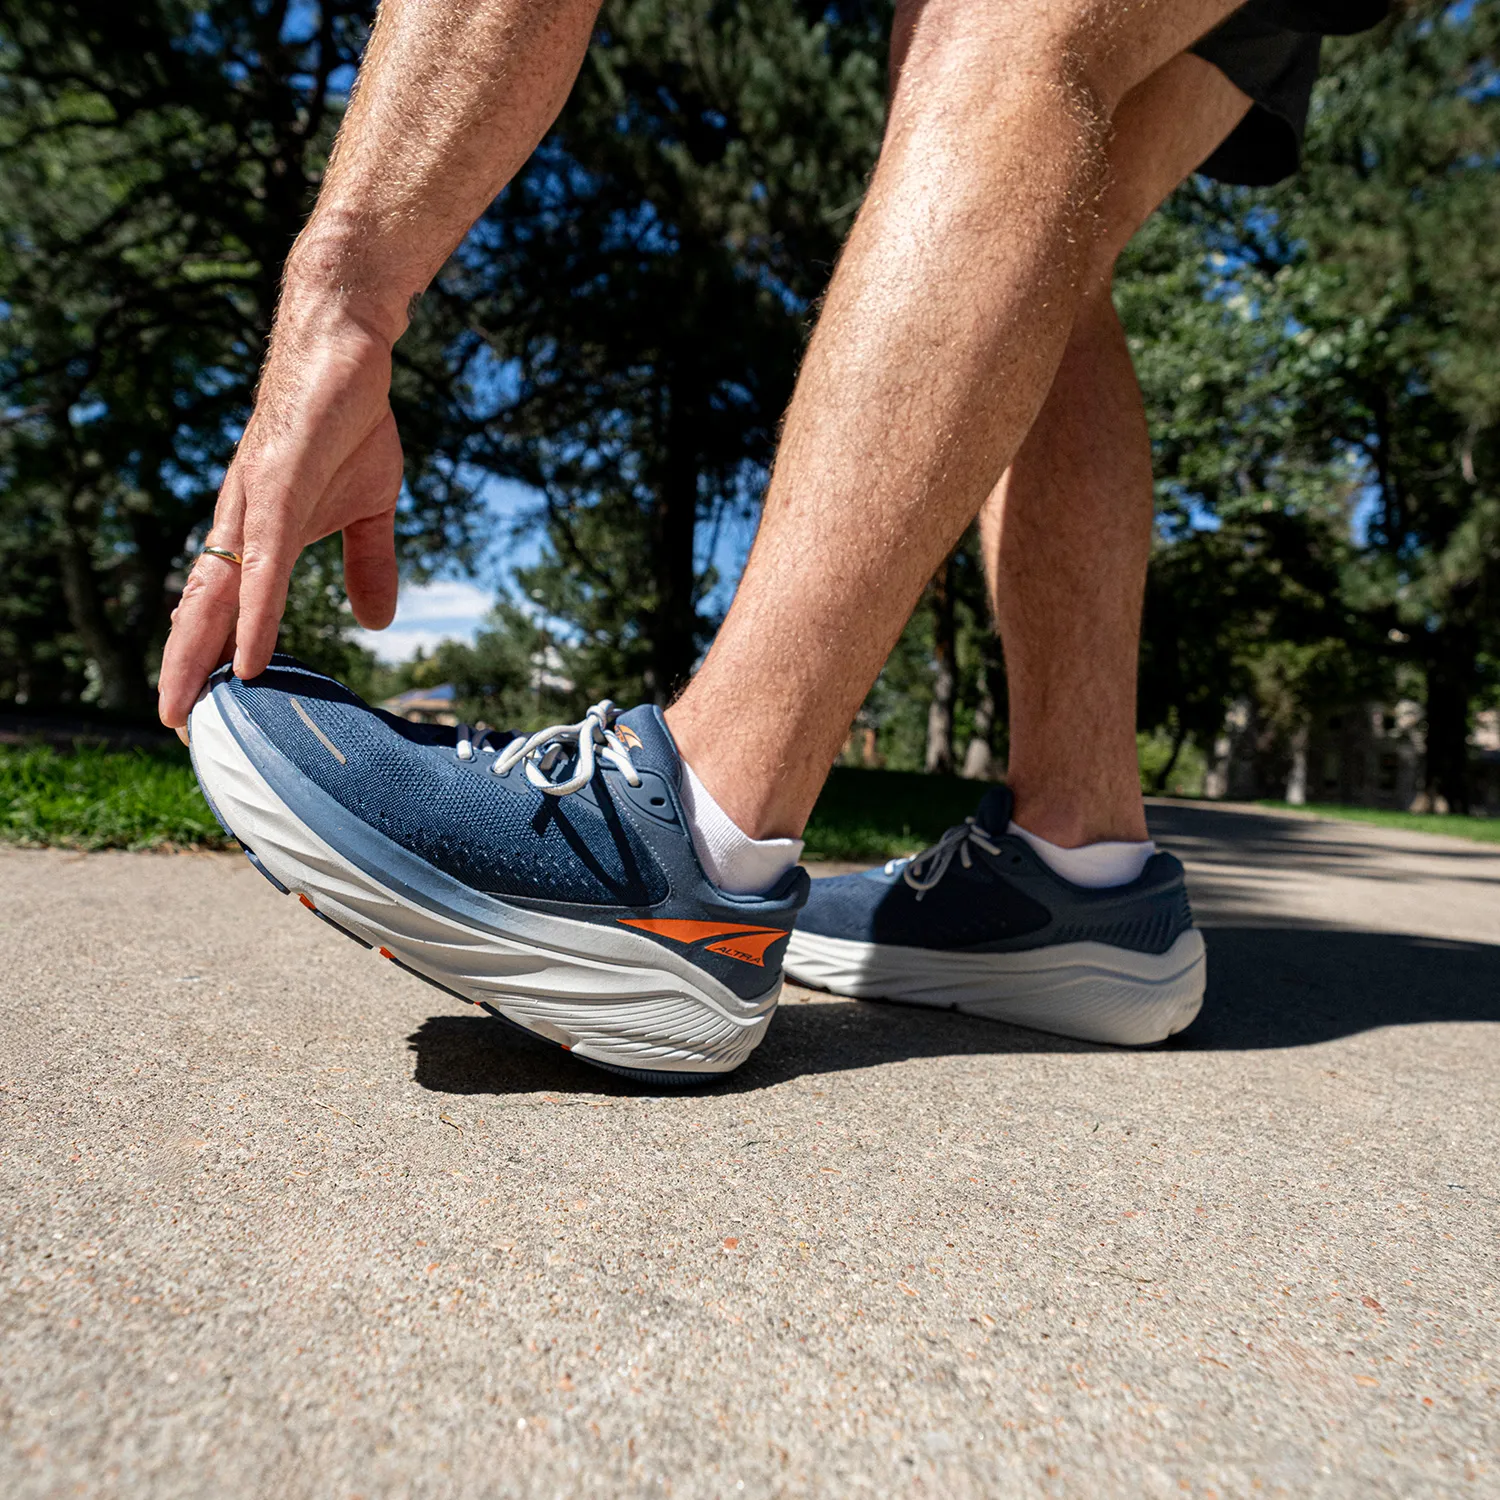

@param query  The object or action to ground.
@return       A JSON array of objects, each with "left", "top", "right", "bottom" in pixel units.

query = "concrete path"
[{"left": 2, "top": 803, "right": 1496, "bottom": 1498}]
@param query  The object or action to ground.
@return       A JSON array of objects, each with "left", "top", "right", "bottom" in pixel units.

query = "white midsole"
[
  {"left": 190, "top": 690, "right": 777, "bottom": 1074},
  {"left": 784, "top": 926, "right": 1206, "bottom": 1046}
]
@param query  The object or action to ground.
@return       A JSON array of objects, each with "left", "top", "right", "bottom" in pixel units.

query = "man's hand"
[
  {"left": 155, "top": 0, "right": 606, "bottom": 729},
  {"left": 157, "top": 303, "right": 404, "bottom": 728}
]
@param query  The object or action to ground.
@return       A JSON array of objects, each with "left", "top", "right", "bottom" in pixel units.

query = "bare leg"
[
  {"left": 667, "top": 0, "right": 1243, "bottom": 839},
  {"left": 985, "top": 289, "right": 1157, "bottom": 844},
  {"left": 983, "top": 54, "right": 1251, "bottom": 847}
]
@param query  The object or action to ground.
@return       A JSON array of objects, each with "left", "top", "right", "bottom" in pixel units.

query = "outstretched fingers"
[
  {"left": 231, "top": 486, "right": 302, "bottom": 682},
  {"left": 343, "top": 512, "right": 400, "bottom": 630},
  {"left": 156, "top": 309, "right": 405, "bottom": 726},
  {"left": 157, "top": 466, "right": 250, "bottom": 728},
  {"left": 158, "top": 552, "right": 243, "bottom": 728},
  {"left": 334, "top": 410, "right": 404, "bottom": 630}
]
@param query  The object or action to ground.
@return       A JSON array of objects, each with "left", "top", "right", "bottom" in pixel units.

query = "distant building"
[
  {"left": 1205, "top": 699, "right": 1500, "bottom": 815},
  {"left": 380, "top": 683, "right": 458, "bottom": 726}
]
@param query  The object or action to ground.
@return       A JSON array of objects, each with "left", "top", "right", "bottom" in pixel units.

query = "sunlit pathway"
[{"left": 2, "top": 804, "right": 1496, "bottom": 1497}]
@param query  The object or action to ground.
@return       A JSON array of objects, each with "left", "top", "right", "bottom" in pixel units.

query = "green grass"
[
  {"left": 803, "top": 766, "right": 983, "bottom": 861},
  {"left": 10, "top": 742, "right": 1493, "bottom": 861},
  {"left": 0, "top": 745, "right": 969, "bottom": 861},
  {"left": 0, "top": 742, "right": 232, "bottom": 851},
  {"left": 1256, "top": 799, "right": 1500, "bottom": 844}
]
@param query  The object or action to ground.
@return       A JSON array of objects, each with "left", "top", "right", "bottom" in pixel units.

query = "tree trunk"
[
  {"left": 925, "top": 554, "right": 957, "bottom": 775},
  {"left": 56, "top": 528, "right": 155, "bottom": 718},
  {"left": 649, "top": 380, "right": 702, "bottom": 705},
  {"left": 1424, "top": 631, "right": 1476, "bottom": 814},
  {"left": 1285, "top": 722, "right": 1308, "bottom": 805},
  {"left": 962, "top": 633, "right": 1002, "bottom": 780},
  {"left": 1151, "top": 718, "right": 1188, "bottom": 795}
]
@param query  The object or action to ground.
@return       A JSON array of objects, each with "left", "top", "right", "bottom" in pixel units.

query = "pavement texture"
[{"left": 1, "top": 801, "right": 1497, "bottom": 1499}]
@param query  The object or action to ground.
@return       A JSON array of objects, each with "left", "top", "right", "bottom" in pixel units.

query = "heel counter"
[{"left": 1046, "top": 860, "right": 1195, "bottom": 956}]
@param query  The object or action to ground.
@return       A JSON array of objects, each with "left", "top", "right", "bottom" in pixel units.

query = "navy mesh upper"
[
  {"left": 221, "top": 660, "right": 668, "bottom": 907},
  {"left": 798, "top": 786, "right": 1193, "bottom": 956},
  {"left": 800, "top": 860, "right": 1053, "bottom": 948}
]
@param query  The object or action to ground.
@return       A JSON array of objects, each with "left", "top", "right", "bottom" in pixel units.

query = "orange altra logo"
[
  {"left": 615, "top": 724, "right": 643, "bottom": 749},
  {"left": 617, "top": 917, "right": 787, "bottom": 967}
]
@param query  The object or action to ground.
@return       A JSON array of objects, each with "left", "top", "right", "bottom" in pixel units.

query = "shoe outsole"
[
  {"left": 783, "top": 928, "right": 1206, "bottom": 1046},
  {"left": 188, "top": 695, "right": 763, "bottom": 1090},
  {"left": 231, "top": 841, "right": 712, "bottom": 1088}
]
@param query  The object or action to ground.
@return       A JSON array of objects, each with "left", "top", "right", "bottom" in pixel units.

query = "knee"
[
  {"left": 891, "top": 0, "right": 1135, "bottom": 119},
  {"left": 887, "top": 0, "right": 1127, "bottom": 247},
  {"left": 1069, "top": 270, "right": 1126, "bottom": 340},
  {"left": 1079, "top": 194, "right": 1142, "bottom": 294}
]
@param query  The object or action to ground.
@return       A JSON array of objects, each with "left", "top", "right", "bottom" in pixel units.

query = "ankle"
[
  {"left": 675, "top": 758, "right": 803, "bottom": 893},
  {"left": 664, "top": 701, "right": 812, "bottom": 841},
  {"left": 1007, "top": 786, "right": 1148, "bottom": 848}
]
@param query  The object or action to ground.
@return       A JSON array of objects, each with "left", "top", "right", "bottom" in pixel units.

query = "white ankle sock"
[
  {"left": 1007, "top": 821, "right": 1155, "bottom": 889},
  {"left": 678, "top": 760, "right": 803, "bottom": 895}
]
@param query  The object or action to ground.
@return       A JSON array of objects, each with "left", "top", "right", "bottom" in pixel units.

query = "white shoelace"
[
  {"left": 457, "top": 700, "right": 642, "bottom": 796},
  {"left": 886, "top": 818, "right": 1002, "bottom": 901},
  {"left": 453, "top": 724, "right": 507, "bottom": 762}
]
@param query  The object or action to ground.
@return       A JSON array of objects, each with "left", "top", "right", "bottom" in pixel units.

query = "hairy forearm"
[{"left": 282, "top": 0, "right": 602, "bottom": 339}]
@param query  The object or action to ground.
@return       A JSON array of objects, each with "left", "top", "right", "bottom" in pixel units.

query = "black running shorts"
[{"left": 1189, "top": 0, "right": 1390, "bottom": 185}]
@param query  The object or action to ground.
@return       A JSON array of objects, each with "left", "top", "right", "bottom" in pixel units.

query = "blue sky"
[
  {"left": 354, "top": 475, "right": 762, "bottom": 663},
  {"left": 352, "top": 577, "right": 499, "bottom": 662},
  {"left": 353, "top": 475, "right": 537, "bottom": 662}
]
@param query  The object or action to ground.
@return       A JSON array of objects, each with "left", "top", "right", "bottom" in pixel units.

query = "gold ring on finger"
[{"left": 198, "top": 545, "right": 244, "bottom": 566}]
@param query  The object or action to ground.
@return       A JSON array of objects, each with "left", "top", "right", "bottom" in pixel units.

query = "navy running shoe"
[
  {"left": 187, "top": 655, "right": 808, "bottom": 1083},
  {"left": 784, "top": 787, "right": 1204, "bottom": 1044}
]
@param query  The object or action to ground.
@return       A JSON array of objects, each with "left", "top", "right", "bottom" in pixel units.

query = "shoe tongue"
[
  {"left": 611, "top": 704, "right": 683, "bottom": 785},
  {"left": 972, "top": 784, "right": 1015, "bottom": 834}
]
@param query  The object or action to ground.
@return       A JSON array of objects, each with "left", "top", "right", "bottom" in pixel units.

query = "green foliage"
[
  {"left": 1263, "top": 2, "right": 1500, "bottom": 809},
  {"left": 856, "top": 526, "right": 1003, "bottom": 773},
  {"left": 0, "top": 0, "right": 890, "bottom": 720},
  {"left": 1137, "top": 730, "right": 1208, "bottom": 799},
  {"left": 0, "top": 741, "right": 230, "bottom": 849},
  {"left": 0, "top": 490, "right": 87, "bottom": 706},
  {"left": 859, "top": 588, "right": 935, "bottom": 771},
  {"left": 0, "top": 1, "right": 480, "bottom": 716},
  {"left": 1126, "top": 2, "right": 1500, "bottom": 806},
  {"left": 787, "top": 765, "right": 985, "bottom": 861},
  {"left": 413, "top": 602, "right": 589, "bottom": 733}
]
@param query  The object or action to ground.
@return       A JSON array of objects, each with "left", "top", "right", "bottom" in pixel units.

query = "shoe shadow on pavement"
[{"left": 406, "top": 925, "right": 1500, "bottom": 1097}]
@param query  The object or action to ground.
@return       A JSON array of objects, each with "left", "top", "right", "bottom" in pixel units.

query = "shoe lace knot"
[
  {"left": 888, "top": 818, "right": 1001, "bottom": 901},
  {"left": 474, "top": 700, "right": 642, "bottom": 796}
]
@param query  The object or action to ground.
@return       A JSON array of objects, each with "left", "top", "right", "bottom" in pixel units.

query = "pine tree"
[
  {"left": 1270, "top": 1, "right": 1500, "bottom": 810},
  {"left": 0, "top": 1, "right": 475, "bottom": 713},
  {"left": 1125, "top": 0, "right": 1500, "bottom": 808},
  {"left": 441, "top": 0, "right": 888, "bottom": 703}
]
